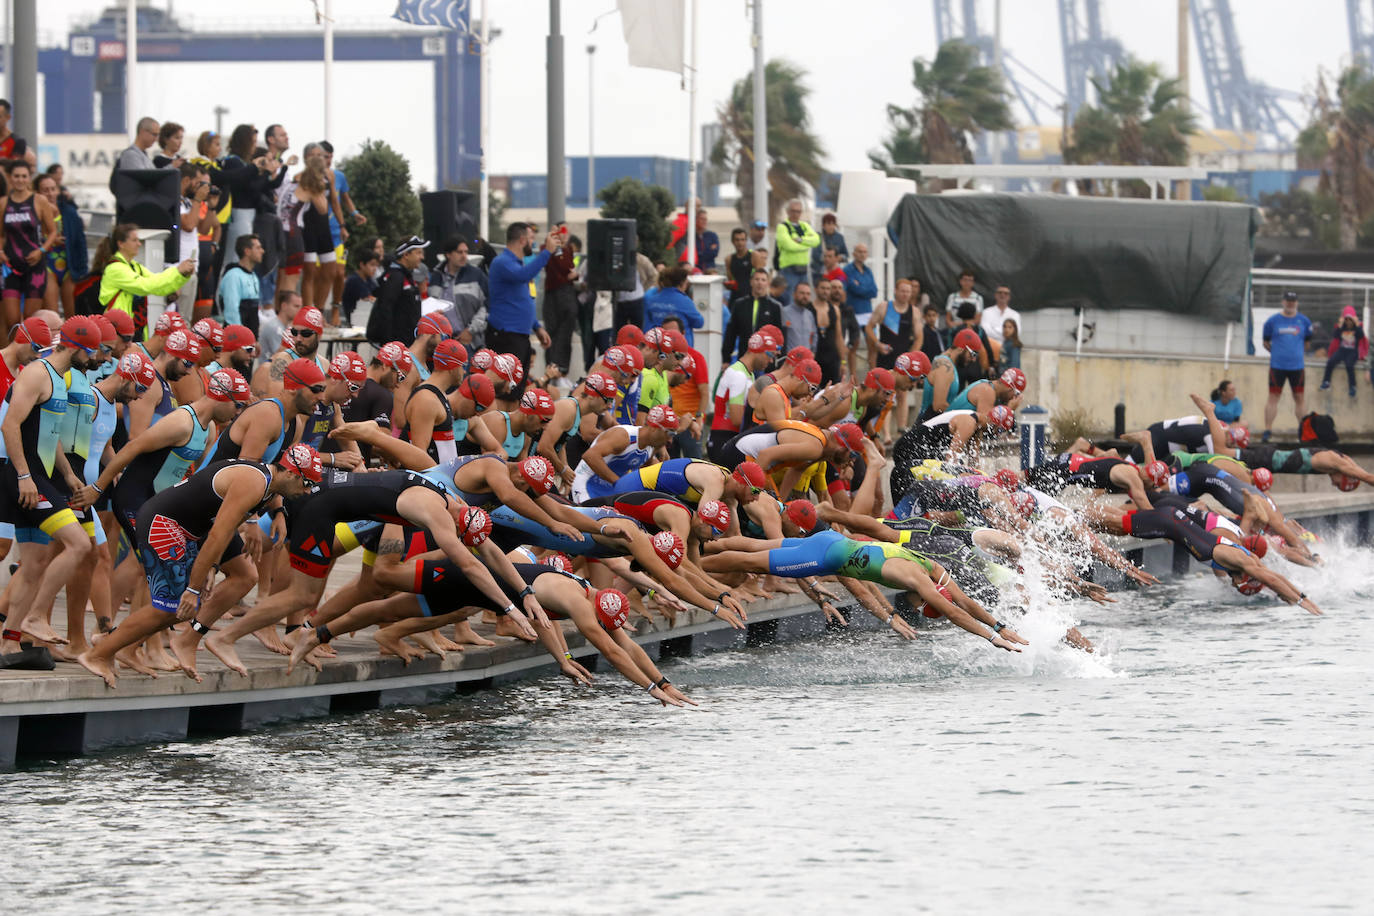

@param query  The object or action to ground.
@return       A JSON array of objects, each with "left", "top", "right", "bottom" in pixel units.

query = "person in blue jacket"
[{"left": 644, "top": 265, "right": 704, "bottom": 347}]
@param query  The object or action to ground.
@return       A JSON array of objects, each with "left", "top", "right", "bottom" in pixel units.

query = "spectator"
[
  {"left": 320, "top": 141, "right": 367, "bottom": 325},
  {"left": 488, "top": 221, "right": 558, "bottom": 392},
  {"left": 811, "top": 279, "right": 844, "bottom": 385},
  {"left": 919, "top": 303, "right": 945, "bottom": 362},
  {"left": 255, "top": 125, "right": 296, "bottom": 306},
  {"left": 217, "top": 124, "right": 271, "bottom": 276},
  {"left": 768, "top": 274, "right": 788, "bottom": 308},
  {"left": 866, "top": 277, "right": 920, "bottom": 371},
  {"left": 810, "top": 211, "right": 848, "bottom": 277},
  {"left": 258, "top": 289, "right": 302, "bottom": 366},
  {"left": 541, "top": 222, "right": 579, "bottom": 374},
  {"left": 1210, "top": 379, "right": 1242, "bottom": 423},
  {"left": 429, "top": 237, "right": 488, "bottom": 348},
  {"left": 981, "top": 284, "right": 1021, "bottom": 346},
  {"left": 0, "top": 98, "right": 35, "bottom": 166},
  {"left": 341, "top": 248, "right": 380, "bottom": 328},
  {"left": 783, "top": 281, "right": 819, "bottom": 355},
  {"left": 612, "top": 249, "right": 656, "bottom": 331},
  {"left": 35, "top": 173, "right": 78, "bottom": 317},
  {"left": 366, "top": 235, "right": 429, "bottom": 348},
  {"left": 747, "top": 218, "right": 770, "bottom": 255},
  {"left": 944, "top": 268, "right": 983, "bottom": 328},
  {"left": 724, "top": 227, "right": 751, "bottom": 296},
  {"left": 842, "top": 243, "right": 878, "bottom": 336},
  {"left": 827, "top": 276, "right": 861, "bottom": 381},
  {"left": 999, "top": 318, "right": 1023, "bottom": 371},
  {"left": 111, "top": 117, "right": 163, "bottom": 177},
  {"left": 97, "top": 223, "right": 194, "bottom": 336},
  {"left": 723, "top": 268, "right": 782, "bottom": 363},
  {"left": 1261, "top": 290, "right": 1312, "bottom": 441},
  {"left": 774, "top": 199, "right": 820, "bottom": 302},
  {"left": 219, "top": 234, "right": 264, "bottom": 333},
  {"left": 189, "top": 132, "right": 227, "bottom": 301},
  {"left": 676, "top": 209, "right": 719, "bottom": 273},
  {"left": 153, "top": 122, "right": 186, "bottom": 169},
  {"left": 645, "top": 265, "right": 705, "bottom": 346},
  {"left": 1320, "top": 305, "right": 1366, "bottom": 398},
  {"left": 1, "top": 160, "right": 60, "bottom": 333},
  {"left": 43, "top": 168, "right": 88, "bottom": 289},
  {"left": 819, "top": 246, "right": 846, "bottom": 285},
  {"left": 173, "top": 162, "right": 215, "bottom": 317}
]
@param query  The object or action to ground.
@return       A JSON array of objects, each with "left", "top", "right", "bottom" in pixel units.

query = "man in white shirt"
[
  {"left": 980, "top": 284, "right": 1021, "bottom": 344},
  {"left": 944, "top": 268, "right": 984, "bottom": 328}
]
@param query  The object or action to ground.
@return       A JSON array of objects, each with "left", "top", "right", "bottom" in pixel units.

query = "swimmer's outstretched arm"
[
  {"left": 330, "top": 421, "right": 436, "bottom": 471},
  {"left": 836, "top": 575, "right": 916, "bottom": 639}
]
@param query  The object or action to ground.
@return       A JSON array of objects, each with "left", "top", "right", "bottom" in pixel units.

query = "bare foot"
[
  {"left": 451, "top": 621, "right": 496, "bottom": 647},
  {"left": 144, "top": 640, "right": 181, "bottom": 672},
  {"left": 409, "top": 630, "right": 446, "bottom": 659},
  {"left": 20, "top": 620, "right": 66, "bottom": 645},
  {"left": 286, "top": 633, "right": 322, "bottom": 673},
  {"left": 76, "top": 649, "right": 118, "bottom": 688},
  {"left": 434, "top": 631, "right": 464, "bottom": 652},
  {"left": 493, "top": 616, "right": 536, "bottom": 642},
  {"left": 203, "top": 633, "right": 248, "bottom": 677},
  {"left": 251, "top": 626, "right": 289, "bottom": 655},
  {"left": 47, "top": 641, "right": 85, "bottom": 663},
  {"left": 115, "top": 645, "right": 159, "bottom": 677},
  {"left": 169, "top": 628, "right": 203, "bottom": 682},
  {"left": 373, "top": 628, "right": 422, "bottom": 664}
]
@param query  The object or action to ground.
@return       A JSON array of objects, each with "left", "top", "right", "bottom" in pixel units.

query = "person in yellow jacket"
[
  {"left": 98, "top": 223, "right": 194, "bottom": 338},
  {"left": 774, "top": 199, "right": 820, "bottom": 305}
]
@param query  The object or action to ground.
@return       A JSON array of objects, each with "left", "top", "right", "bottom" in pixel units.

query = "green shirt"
[{"left": 639, "top": 367, "right": 671, "bottom": 412}]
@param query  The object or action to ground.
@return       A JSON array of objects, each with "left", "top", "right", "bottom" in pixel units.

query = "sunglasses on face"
[
  {"left": 394, "top": 370, "right": 408, "bottom": 382},
  {"left": 307, "top": 384, "right": 327, "bottom": 395},
  {"left": 808, "top": 383, "right": 820, "bottom": 396},
  {"left": 347, "top": 381, "right": 362, "bottom": 393},
  {"left": 119, "top": 334, "right": 134, "bottom": 344},
  {"left": 179, "top": 359, "right": 196, "bottom": 370},
  {"left": 291, "top": 328, "right": 317, "bottom": 338},
  {"left": 134, "top": 383, "right": 149, "bottom": 395}
]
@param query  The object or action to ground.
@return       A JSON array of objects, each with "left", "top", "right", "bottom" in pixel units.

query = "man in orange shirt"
[{"left": 661, "top": 315, "right": 708, "bottom": 459}]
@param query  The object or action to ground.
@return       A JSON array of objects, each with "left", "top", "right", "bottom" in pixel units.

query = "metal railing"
[{"left": 1250, "top": 267, "right": 1374, "bottom": 360}]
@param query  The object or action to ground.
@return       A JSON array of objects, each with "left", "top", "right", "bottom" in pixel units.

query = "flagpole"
[
  {"left": 686, "top": 0, "right": 698, "bottom": 269},
  {"left": 751, "top": 0, "right": 766, "bottom": 226},
  {"left": 479, "top": 0, "right": 491, "bottom": 240},
  {"left": 547, "top": 0, "right": 566, "bottom": 228},
  {"left": 323, "top": 0, "right": 334, "bottom": 143},
  {"left": 126, "top": 0, "right": 138, "bottom": 136}
]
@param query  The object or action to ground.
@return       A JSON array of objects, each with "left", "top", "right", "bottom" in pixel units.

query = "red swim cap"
[
  {"left": 1241, "top": 533, "right": 1268, "bottom": 558},
  {"left": 1227, "top": 424, "right": 1250, "bottom": 448},
  {"left": 542, "top": 552, "right": 574, "bottom": 573},
  {"left": 1010, "top": 490, "right": 1037, "bottom": 518},
  {"left": 594, "top": 588, "right": 630, "bottom": 630},
  {"left": 794, "top": 358, "right": 822, "bottom": 387},
  {"left": 784, "top": 498, "right": 818, "bottom": 533},
  {"left": 785, "top": 346, "right": 814, "bottom": 367},
  {"left": 697, "top": 499, "right": 731, "bottom": 533},
  {"left": 1234, "top": 574, "right": 1264, "bottom": 596},
  {"left": 417, "top": 312, "right": 452, "bottom": 338},
  {"left": 1142, "top": 460, "right": 1170, "bottom": 489},
  {"left": 1251, "top": 467, "right": 1273, "bottom": 491},
  {"left": 459, "top": 507, "right": 493, "bottom": 547},
  {"left": 206, "top": 368, "right": 251, "bottom": 403},
  {"left": 584, "top": 372, "right": 619, "bottom": 400},
  {"left": 999, "top": 367, "right": 1027, "bottom": 393},
  {"left": 830, "top": 422, "right": 866, "bottom": 453},
  {"left": 652, "top": 530, "right": 685, "bottom": 569},
  {"left": 893, "top": 351, "right": 931, "bottom": 379},
  {"left": 518, "top": 455, "right": 556, "bottom": 495},
  {"left": 328, "top": 351, "right": 368, "bottom": 384},
  {"left": 281, "top": 443, "right": 324, "bottom": 482},
  {"left": 732, "top": 460, "right": 768, "bottom": 491},
  {"left": 953, "top": 328, "right": 983, "bottom": 353},
  {"left": 864, "top": 367, "right": 895, "bottom": 393},
  {"left": 920, "top": 581, "right": 955, "bottom": 618},
  {"left": 470, "top": 347, "right": 496, "bottom": 372},
  {"left": 616, "top": 325, "right": 645, "bottom": 347},
  {"left": 431, "top": 339, "right": 468, "bottom": 370},
  {"left": 458, "top": 374, "right": 496, "bottom": 409},
  {"left": 163, "top": 329, "right": 203, "bottom": 362},
  {"left": 646, "top": 404, "right": 678, "bottom": 430},
  {"left": 988, "top": 404, "right": 1015, "bottom": 432},
  {"left": 994, "top": 468, "right": 1021, "bottom": 491},
  {"left": 1333, "top": 473, "right": 1360, "bottom": 492}
]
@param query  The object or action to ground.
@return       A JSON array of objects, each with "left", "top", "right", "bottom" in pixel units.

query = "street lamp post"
[{"left": 587, "top": 44, "right": 596, "bottom": 208}]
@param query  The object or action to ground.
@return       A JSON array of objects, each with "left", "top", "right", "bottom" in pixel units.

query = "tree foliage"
[
  {"left": 1297, "top": 67, "right": 1374, "bottom": 250},
  {"left": 1258, "top": 189, "right": 1341, "bottom": 248},
  {"left": 1062, "top": 58, "right": 1197, "bottom": 196},
  {"left": 340, "top": 139, "right": 422, "bottom": 253},
  {"left": 598, "top": 177, "right": 676, "bottom": 258},
  {"left": 869, "top": 41, "right": 1013, "bottom": 175},
  {"left": 711, "top": 59, "right": 827, "bottom": 225}
]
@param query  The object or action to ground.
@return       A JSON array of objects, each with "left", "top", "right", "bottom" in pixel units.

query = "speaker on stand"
[
  {"left": 111, "top": 169, "right": 182, "bottom": 263},
  {"left": 420, "top": 190, "right": 480, "bottom": 270},
  {"left": 585, "top": 218, "right": 638, "bottom": 291}
]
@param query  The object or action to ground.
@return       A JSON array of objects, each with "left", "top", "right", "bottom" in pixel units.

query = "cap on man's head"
[
  {"left": 432, "top": 338, "right": 468, "bottom": 370},
  {"left": 163, "top": 329, "right": 202, "bottom": 362},
  {"left": 830, "top": 422, "right": 866, "bottom": 453},
  {"left": 292, "top": 307, "right": 325, "bottom": 333},
  {"left": 192, "top": 317, "right": 224, "bottom": 351},
  {"left": 1282, "top": 291, "right": 1299, "bottom": 301},
  {"left": 376, "top": 341, "right": 413, "bottom": 373},
  {"left": 283, "top": 357, "right": 327, "bottom": 390},
  {"left": 471, "top": 347, "right": 496, "bottom": 371},
  {"left": 102, "top": 308, "right": 135, "bottom": 338},
  {"left": 328, "top": 350, "right": 368, "bottom": 384},
  {"left": 751, "top": 219, "right": 767, "bottom": 229},
  {"left": 14, "top": 316, "right": 53, "bottom": 348},
  {"left": 206, "top": 368, "right": 252, "bottom": 402},
  {"left": 864, "top": 367, "right": 895, "bottom": 393},
  {"left": 417, "top": 313, "right": 452, "bottom": 338},
  {"left": 395, "top": 235, "right": 430, "bottom": 257},
  {"left": 115, "top": 351, "right": 157, "bottom": 387},
  {"left": 786, "top": 346, "right": 814, "bottom": 366},
  {"left": 584, "top": 372, "right": 619, "bottom": 399},
  {"left": 458, "top": 374, "right": 496, "bottom": 409},
  {"left": 93, "top": 314, "right": 118, "bottom": 344},
  {"left": 222, "top": 324, "right": 258, "bottom": 354},
  {"left": 616, "top": 325, "right": 645, "bottom": 347},
  {"left": 732, "top": 460, "right": 769, "bottom": 491},
  {"left": 281, "top": 443, "right": 324, "bottom": 482},
  {"left": 154, "top": 311, "right": 187, "bottom": 337}
]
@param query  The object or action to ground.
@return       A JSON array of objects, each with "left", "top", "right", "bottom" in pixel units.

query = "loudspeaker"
[
  {"left": 586, "top": 219, "right": 638, "bottom": 292},
  {"left": 112, "top": 168, "right": 182, "bottom": 262},
  {"left": 420, "top": 190, "right": 479, "bottom": 269}
]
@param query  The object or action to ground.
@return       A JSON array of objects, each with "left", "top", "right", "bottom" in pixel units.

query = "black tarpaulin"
[{"left": 886, "top": 192, "right": 1259, "bottom": 320}]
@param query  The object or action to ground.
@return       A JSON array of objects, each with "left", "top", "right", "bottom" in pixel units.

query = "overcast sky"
[{"left": 35, "top": 0, "right": 1350, "bottom": 187}]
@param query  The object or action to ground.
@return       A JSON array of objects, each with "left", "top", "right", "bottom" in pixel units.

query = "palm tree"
[
  {"left": 869, "top": 41, "right": 1013, "bottom": 175},
  {"left": 1297, "top": 67, "right": 1374, "bottom": 250},
  {"left": 1062, "top": 58, "right": 1197, "bottom": 194},
  {"left": 711, "top": 59, "right": 826, "bottom": 225}
]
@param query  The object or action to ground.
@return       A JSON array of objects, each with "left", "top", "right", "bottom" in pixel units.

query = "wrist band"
[
  {"left": 191, "top": 620, "right": 212, "bottom": 635},
  {"left": 645, "top": 681, "right": 657, "bottom": 692},
  {"left": 992, "top": 621, "right": 1006, "bottom": 633},
  {"left": 185, "top": 587, "right": 201, "bottom": 597},
  {"left": 987, "top": 631, "right": 998, "bottom": 643},
  {"left": 519, "top": 585, "right": 536, "bottom": 600},
  {"left": 655, "top": 677, "right": 669, "bottom": 688},
  {"left": 16, "top": 473, "right": 30, "bottom": 481},
  {"left": 499, "top": 603, "right": 516, "bottom": 616},
  {"left": 710, "top": 602, "right": 720, "bottom": 616},
  {"left": 563, "top": 651, "right": 572, "bottom": 660},
  {"left": 91, "top": 484, "right": 103, "bottom": 494}
]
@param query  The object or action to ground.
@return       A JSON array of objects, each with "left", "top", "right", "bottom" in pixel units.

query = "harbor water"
[{"left": 3, "top": 535, "right": 1371, "bottom": 914}]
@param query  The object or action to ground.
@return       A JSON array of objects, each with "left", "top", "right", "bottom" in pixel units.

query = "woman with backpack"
[{"left": 95, "top": 224, "right": 194, "bottom": 337}]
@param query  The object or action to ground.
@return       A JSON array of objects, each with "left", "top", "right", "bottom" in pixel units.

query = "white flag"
[{"left": 617, "top": 0, "right": 685, "bottom": 73}]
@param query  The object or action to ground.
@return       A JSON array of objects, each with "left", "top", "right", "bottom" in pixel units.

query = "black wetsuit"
[
  {"left": 401, "top": 383, "right": 456, "bottom": 462},
  {"left": 1122, "top": 506, "right": 1220, "bottom": 565},
  {"left": 287, "top": 468, "right": 449, "bottom": 577}
]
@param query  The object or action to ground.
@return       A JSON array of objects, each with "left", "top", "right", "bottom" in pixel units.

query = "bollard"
[
  {"left": 1114, "top": 403, "right": 1126, "bottom": 438},
  {"left": 1019, "top": 405, "right": 1050, "bottom": 470}
]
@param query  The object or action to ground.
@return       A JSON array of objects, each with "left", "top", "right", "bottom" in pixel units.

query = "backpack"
[
  {"left": 73, "top": 273, "right": 103, "bottom": 315},
  {"left": 1299, "top": 412, "right": 1338, "bottom": 446}
]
